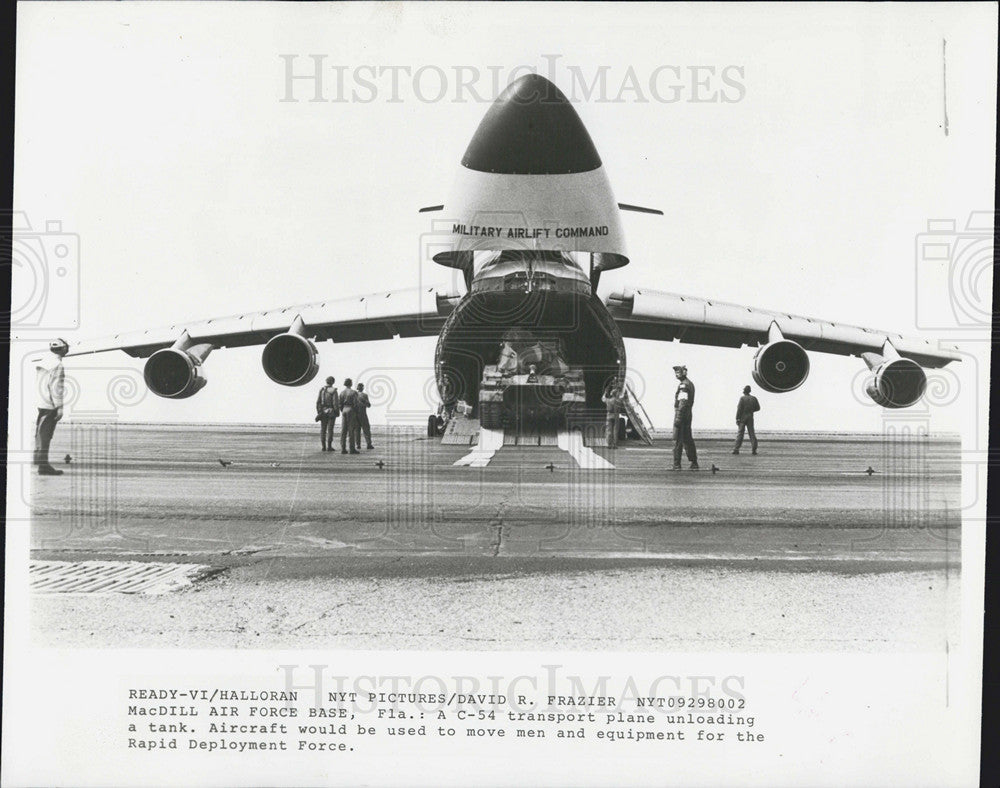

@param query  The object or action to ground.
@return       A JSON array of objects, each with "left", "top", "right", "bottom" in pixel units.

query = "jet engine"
[
  {"left": 143, "top": 334, "right": 212, "bottom": 399},
  {"left": 261, "top": 316, "right": 319, "bottom": 386},
  {"left": 862, "top": 348, "right": 926, "bottom": 408},
  {"left": 752, "top": 324, "right": 810, "bottom": 393}
]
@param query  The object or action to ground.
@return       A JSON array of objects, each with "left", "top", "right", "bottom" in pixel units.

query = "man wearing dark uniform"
[
  {"left": 339, "top": 378, "right": 360, "bottom": 454},
  {"left": 356, "top": 383, "right": 374, "bottom": 449},
  {"left": 316, "top": 376, "right": 340, "bottom": 452},
  {"left": 671, "top": 364, "right": 699, "bottom": 470},
  {"left": 602, "top": 382, "right": 624, "bottom": 449},
  {"left": 732, "top": 385, "right": 761, "bottom": 455}
]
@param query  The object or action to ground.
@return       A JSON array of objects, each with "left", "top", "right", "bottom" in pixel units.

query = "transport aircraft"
[{"left": 67, "top": 74, "right": 960, "bottom": 433}]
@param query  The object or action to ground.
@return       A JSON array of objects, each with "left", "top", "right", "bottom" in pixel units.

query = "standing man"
[
  {"left": 34, "top": 338, "right": 68, "bottom": 476},
  {"left": 671, "top": 364, "right": 699, "bottom": 471},
  {"left": 356, "top": 383, "right": 374, "bottom": 450},
  {"left": 315, "top": 376, "right": 340, "bottom": 452},
  {"left": 602, "top": 382, "right": 624, "bottom": 449},
  {"left": 733, "top": 385, "right": 761, "bottom": 455},
  {"left": 339, "top": 378, "right": 360, "bottom": 454}
]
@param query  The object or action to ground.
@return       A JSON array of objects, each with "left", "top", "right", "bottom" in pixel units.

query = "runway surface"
[{"left": 25, "top": 423, "right": 962, "bottom": 650}]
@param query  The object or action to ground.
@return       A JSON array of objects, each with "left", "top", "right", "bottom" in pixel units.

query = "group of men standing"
[
  {"left": 316, "top": 377, "right": 374, "bottom": 454},
  {"left": 34, "top": 338, "right": 762, "bottom": 474},
  {"left": 603, "top": 364, "right": 761, "bottom": 469}
]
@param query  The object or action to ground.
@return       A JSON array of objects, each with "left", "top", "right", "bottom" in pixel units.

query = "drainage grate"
[{"left": 30, "top": 560, "right": 218, "bottom": 595}]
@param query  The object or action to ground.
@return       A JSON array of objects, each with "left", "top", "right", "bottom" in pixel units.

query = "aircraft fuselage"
[
  {"left": 431, "top": 75, "right": 632, "bottom": 421},
  {"left": 435, "top": 251, "right": 625, "bottom": 417}
]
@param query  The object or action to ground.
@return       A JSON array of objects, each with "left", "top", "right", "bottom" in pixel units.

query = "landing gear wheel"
[
  {"left": 427, "top": 415, "right": 439, "bottom": 437},
  {"left": 617, "top": 417, "right": 627, "bottom": 441}
]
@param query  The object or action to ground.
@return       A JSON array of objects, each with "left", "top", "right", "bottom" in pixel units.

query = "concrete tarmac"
[{"left": 27, "top": 424, "right": 961, "bottom": 650}]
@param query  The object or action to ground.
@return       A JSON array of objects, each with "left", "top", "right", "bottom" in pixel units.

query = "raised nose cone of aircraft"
[{"left": 461, "top": 74, "right": 602, "bottom": 175}]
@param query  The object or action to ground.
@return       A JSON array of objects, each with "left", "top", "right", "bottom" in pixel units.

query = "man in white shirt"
[{"left": 34, "top": 338, "right": 68, "bottom": 476}]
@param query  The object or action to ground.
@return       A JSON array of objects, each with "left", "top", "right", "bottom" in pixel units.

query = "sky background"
[{"left": 11, "top": 3, "right": 996, "bottom": 432}]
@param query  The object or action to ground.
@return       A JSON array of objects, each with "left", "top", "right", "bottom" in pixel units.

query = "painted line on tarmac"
[
  {"left": 557, "top": 430, "right": 615, "bottom": 470},
  {"left": 453, "top": 428, "right": 614, "bottom": 470},
  {"left": 454, "top": 427, "right": 505, "bottom": 467}
]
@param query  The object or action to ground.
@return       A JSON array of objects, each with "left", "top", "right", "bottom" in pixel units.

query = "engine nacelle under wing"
[
  {"left": 862, "top": 352, "right": 927, "bottom": 408},
  {"left": 143, "top": 341, "right": 212, "bottom": 399},
  {"left": 261, "top": 329, "right": 319, "bottom": 387},
  {"left": 752, "top": 338, "right": 810, "bottom": 393}
]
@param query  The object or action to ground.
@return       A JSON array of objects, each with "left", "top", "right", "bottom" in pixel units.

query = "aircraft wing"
[
  {"left": 605, "top": 286, "right": 961, "bottom": 368},
  {"left": 65, "top": 283, "right": 465, "bottom": 398},
  {"left": 67, "top": 284, "right": 464, "bottom": 359}
]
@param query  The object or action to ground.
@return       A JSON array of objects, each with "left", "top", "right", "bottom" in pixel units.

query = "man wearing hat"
[
  {"left": 34, "top": 338, "right": 69, "bottom": 476},
  {"left": 339, "top": 378, "right": 361, "bottom": 454},
  {"left": 315, "top": 376, "right": 340, "bottom": 451},
  {"left": 356, "top": 382, "right": 374, "bottom": 450},
  {"left": 671, "top": 364, "right": 699, "bottom": 470},
  {"left": 732, "top": 385, "right": 761, "bottom": 455},
  {"left": 602, "top": 381, "right": 624, "bottom": 449}
]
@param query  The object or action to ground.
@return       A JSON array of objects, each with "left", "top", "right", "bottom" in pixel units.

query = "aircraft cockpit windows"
[
  {"left": 469, "top": 249, "right": 592, "bottom": 295},
  {"left": 474, "top": 251, "right": 585, "bottom": 272}
]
